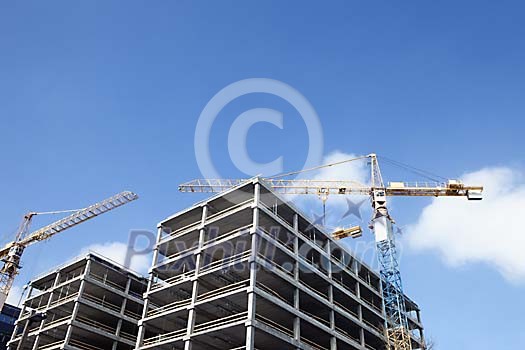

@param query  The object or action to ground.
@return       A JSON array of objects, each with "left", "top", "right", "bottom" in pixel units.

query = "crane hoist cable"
[{"left": 271, "top": 155, "right": 370, "bottom": 179}]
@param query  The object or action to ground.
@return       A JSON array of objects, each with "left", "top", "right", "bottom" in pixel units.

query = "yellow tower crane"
[
  {"left": 0, "top": 191, "right": 139, "bottom": 311},
  {"left": 178, "top": 154, "right": 483, "bottom": 350}
]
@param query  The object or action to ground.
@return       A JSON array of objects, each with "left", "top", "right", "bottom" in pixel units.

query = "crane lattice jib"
[
  {"left": 0, "top": 191, "right": 138, "bottom": 312},
  {"left": 179, "top": 178, "right": 483, "bottom": 198},
  {"left": 19, "top": 191, "right": 138, "bottom": 247}
]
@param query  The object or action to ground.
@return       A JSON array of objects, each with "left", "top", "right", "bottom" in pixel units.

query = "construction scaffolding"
[
  {"left": 135, "top": 178, "right": 426, "bottom": 350},
  {"left": 8, "top": 253, "right": 147, "bottom": 350}
]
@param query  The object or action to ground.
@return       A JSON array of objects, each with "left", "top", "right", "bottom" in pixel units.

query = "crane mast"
[
  {"left": 178, "top": 154, "right": 483, "bottom": 350},
  {"left": 369, "top": 154, "right": 412, "bottom": 349},
  {"left": 0, "top": 191, "right": 138, "bottom": 311}
]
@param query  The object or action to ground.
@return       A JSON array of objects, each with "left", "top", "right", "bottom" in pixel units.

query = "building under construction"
[
  {"left": 9, "top": 179, "right": 427, "bottom": 350},
  {"left": 8, "top": 252, "right": 147, "bottom": 350},
  {"left": 6, "top": 156, "right": 483, "bottom": 350},
  {"left": 135, "top": 178, "right": 426, "bottom": 350}
]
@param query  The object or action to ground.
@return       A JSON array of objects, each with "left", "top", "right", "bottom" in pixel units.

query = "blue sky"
[{"left": 1, "top": 1, "right": 524, "bottom": 348}]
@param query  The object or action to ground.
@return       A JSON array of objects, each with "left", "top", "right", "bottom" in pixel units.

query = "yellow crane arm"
[
  {"left": 0, "top": 191, "right": 139, "bottom": 260},
  {"left": 19, "top": 191, "right": 138, "bottom": 247},
  {"left": 178, "top": 178, "right": 483, "bottom": 199},
  {"left": 0, "top": 191, "right": 138, "bottom": 310}
]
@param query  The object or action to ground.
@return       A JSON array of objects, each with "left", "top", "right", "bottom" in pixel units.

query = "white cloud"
[
  {"left": 80, "top": 241, "right": 151, "bottom": 276},
  {"left": 406, "top": 167, "right": 525, "bottom": 283}
]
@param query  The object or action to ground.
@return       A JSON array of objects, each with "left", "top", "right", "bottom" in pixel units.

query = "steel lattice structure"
[{"left": 377, "top": 237, "right": 411, "bottom": 350}]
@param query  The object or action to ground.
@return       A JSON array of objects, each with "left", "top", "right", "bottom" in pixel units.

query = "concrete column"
[
  {"left": 246, "top": 231, "right": 258, "bottom": 350},
  {"left": 293, "top": 288, "right": 300, "bottom": 343},
  {"left": 420, "top": 328, "right": 427, "bottom": 349},
  {"left": 254, "top": 182, "right": 260, "bottom": 207},
  {"left": 184, "top": 204, "right": 208, "bottom": 350},
  {"left": 63, "top": 265, "right": 88, "bottom": 347},
  {"left": 378, "top": 275, "right": 390, "bottom": 346},
  {"left": 330, "top": 336, "right": 337, "bottom": 350},
  {"left": 291, "top": 213, "right": 301, "bottom": 344},
  {"left": 112, "top": 278, "right": 130, "bottom": 348},
  {"left": 356, "top": 281, "right": 364, "bottom": 323},
  {"left": 252, "top": 205, "right": 259, "bottom": 239},
  {"left": 326, "top": 240, "right": 332, "bottom": 279},
  {"left": 247, "top": 183, "right": 261, "bottom": 349},
  {"left": 246, "top": 194, "right": 259, "bottom": 350},
  {"left": 136, "top": 226, "right": 164, "bottom": 348},
  {"left": 326, "top": 238, "right": 334, "bottom": 335},
  {"left": 84, "top": 258, "right": 92, "bottom": 279},
  {"left": 201, "top": 204, "right": 209, "bottom": 231},
  {"left": 184, "top": 277, "right": 200, "bottom": 350},
  {"left": 10, "top": 284, "right": 33, "bottom": 346},
  {"left": 356, "top": 265, "right": 367, "bottom": 348},
  {"left": 293, "top": 213, "right": 300, "bottom": 262},
  {"left": 357, "top": 280, "right": 366, "bottom": 346},
  {"left": 245, "top": 286, "right": 257, "bottom": 348},
  {"left": 113, "top": 281, "right": 127, "bottom": 350},
  {"left": 329, "top": 288, "right": 335, "bottom": 325},
  {"left": 328, "top": 249, "right": 336, "bottom": 350},
  {"left": 293, "top": 213, "right": 299, "bottom": 252},
  {"left": 184, "top": 304, "right": 195, "bottom": 349},
  {"left": 198, "top": 204, "right": 208, "bottom": 250},
  {"left": 26, "top": 284, "right": 33, "bottom": 299},
  {"left": 150, "top": 227, "right": 164, "bottom": 277},
  {"left": 120, "top": 277, "right": 131, "bottom": 317},
  {"left": 121, "top": 277, "right": 131, "bottom": 317},
  {"left": 31, "top": 270, "right": 62, "bottom": 350},
  {"left": 21, "top": 284, "right": 33, "bottom": 315},
  {"left": 417, "top": 310, "right": 426, "bottom": 346}
]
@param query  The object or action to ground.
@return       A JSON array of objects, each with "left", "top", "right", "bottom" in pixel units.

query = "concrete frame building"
[
  {"left": 135, "top": 178, "right": 426, "bottom": 350},
  {"left": 8, "top": 252, "right": 147, "bottom": 350}
]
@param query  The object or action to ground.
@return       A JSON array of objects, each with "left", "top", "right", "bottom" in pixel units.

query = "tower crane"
[
  {"left": 178, "top": 154, "right": 483, "bottom": 350},
  {"left": 0, "top": 191, "right": 139, "bottom": 312}
]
